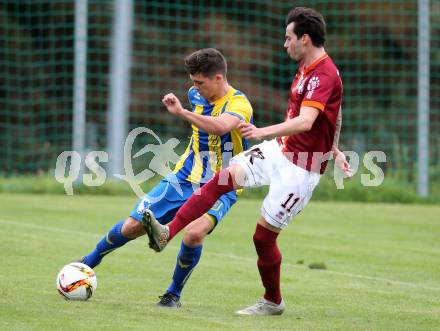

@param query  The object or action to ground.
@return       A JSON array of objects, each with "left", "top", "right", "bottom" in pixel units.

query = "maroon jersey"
[{"left": 277, "top": 54, "right": 342, "bottom": 174}]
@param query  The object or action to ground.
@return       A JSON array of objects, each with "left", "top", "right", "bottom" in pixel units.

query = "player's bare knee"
[
  {"left": 121, "top": 217, "right": 145, "bottom": 239},
  {"left": 183, "top": 227, "right": 206, "bottom": 246}
]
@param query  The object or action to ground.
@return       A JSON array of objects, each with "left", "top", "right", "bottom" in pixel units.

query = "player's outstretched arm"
[
  {"left": 239, "top": 106, "right": 319, "bottom": 141},
  {"left": 162, "top": 93, "right": 240, "bottom": 136}
]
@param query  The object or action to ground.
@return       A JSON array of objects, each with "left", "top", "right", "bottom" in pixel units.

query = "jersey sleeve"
[
  {"left": 224, "top": 95, "right": 253, "bottom": 123},
  {"left": 187, "top": 87, "right": 196, "bottom": 108},
  {"left": 301, "top": 71, "right": 335, "bottom": 112}
]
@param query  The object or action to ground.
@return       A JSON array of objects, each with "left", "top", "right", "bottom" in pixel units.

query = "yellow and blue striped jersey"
[{"left": 173, "top": 86, "right": 253, "bottom": 184}]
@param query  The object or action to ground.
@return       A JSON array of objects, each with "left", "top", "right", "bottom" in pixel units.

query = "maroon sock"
[
  {"left": 168, "top": 168, "right": 234, "bottom": 240},
  {"left": 253, "top": 223, "right": 282, "bottom": 305}
]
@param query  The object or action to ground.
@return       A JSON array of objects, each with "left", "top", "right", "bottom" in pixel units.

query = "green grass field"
[{"left": 1, "top": 193, "right": 439, "bottom": 331}]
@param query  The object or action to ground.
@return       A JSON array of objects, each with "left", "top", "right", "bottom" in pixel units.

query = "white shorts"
[{"left": 230, "top": 139, "right": 321, "bottom": 229}]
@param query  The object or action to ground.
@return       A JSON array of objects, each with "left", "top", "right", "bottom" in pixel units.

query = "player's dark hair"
[
  {"left": 285, "top": 7, "right": 326, "bottom": 47},
  {"left": 184, "top": 48, "right": 227, "bottom": 78}
]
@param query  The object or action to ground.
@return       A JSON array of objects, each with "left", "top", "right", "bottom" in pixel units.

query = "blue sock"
[
  {"left": 82, "top": 220, "right": 132, "bottom": 268},
  {"left": 167, "top": 241, "right": 203, "bottom": 298}
]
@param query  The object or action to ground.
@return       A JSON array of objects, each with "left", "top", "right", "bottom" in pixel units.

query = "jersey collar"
[
  {"left": 303, "top": 53, "right": 328, "bottom": 75},
  {"left": 211, "top": 86, "right": 236, "bottom": 105}
]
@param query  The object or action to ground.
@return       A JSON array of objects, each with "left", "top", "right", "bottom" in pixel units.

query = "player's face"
[
  {"left": 284, "top": 22, "right": 305, "bottom": 61},
  {"left": 190, "top": 73, "right": 220, "bottom": 100}
]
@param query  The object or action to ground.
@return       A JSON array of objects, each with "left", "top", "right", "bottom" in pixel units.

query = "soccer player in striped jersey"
[
  {"left": 77, "top": 48, "right": 253, "bottom": 308},
  {"left": 144, "top": 8, "right": 353, "bottom": 315}
]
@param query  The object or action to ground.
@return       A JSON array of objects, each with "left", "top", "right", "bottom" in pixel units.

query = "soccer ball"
[{"left": 56, "top": 262, "right": 97, "bottom": 300}]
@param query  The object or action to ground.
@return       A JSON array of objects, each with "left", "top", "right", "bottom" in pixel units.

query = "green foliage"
[
  {"left": 0, "top": 173, "right": 160, "bottom": 197},
  {"left": 313, "top": 173, "right": 440, "bottom": 204},
  {"left": 1, "top": 172, "right": 439, "bottom": 204},
  {"left": 1, "top": 0, "right": 439, "bottom": 188}
]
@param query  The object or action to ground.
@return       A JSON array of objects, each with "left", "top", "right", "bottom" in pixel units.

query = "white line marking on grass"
[
  {"left": 208, "top": 252, "right": 440, "bottom": 292},
  {"left": 2, "top": 218, "right": 440, "bottom": 292},
  {"left": 0, "top": 219, "right": 101, "bottom": 239}
]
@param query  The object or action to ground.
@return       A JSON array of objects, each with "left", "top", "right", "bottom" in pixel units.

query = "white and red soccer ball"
[{"left": 56, "top": 262, "right": 97, "bottom": 300}]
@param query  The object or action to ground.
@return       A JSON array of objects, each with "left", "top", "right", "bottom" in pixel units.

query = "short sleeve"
[
  {"left": 224, "top": 95, "right": 253, "bottom": 123},
  {"left": 301, "top": 71, "right": 335, "bottom": 112},
  {"left": 187, "top": 87, "right": 196, "bottom": 106}
]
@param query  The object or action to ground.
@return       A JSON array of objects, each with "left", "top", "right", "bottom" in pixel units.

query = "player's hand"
[
  {"left": 162, "top": 93, "right": 184, "bottom": 116},
  {"left": 239, "top": 122, "right": 264, "bottom": 141},
  {"left": 334, "top": 149, "right": 353, "bottom": 177}
]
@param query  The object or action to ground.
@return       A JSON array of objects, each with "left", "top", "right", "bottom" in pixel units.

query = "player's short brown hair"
[
  {"left": 184, "top": 48, "right": 227, "bottom": 78},
  {"left": 285, "top": 7, "right": 326, "bottom": 47}
]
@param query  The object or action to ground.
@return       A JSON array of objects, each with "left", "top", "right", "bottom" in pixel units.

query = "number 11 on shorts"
[{"left": 281, "top": 193, "right": 299, "bottom": 213}]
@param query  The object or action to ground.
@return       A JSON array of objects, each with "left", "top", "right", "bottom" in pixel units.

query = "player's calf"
[
  {"left": 79, "top": 219, "right": 133, "bottom": 268},
  {"left": 182, "top": 216, "right": 214, "bottom": 246},
  {"left": 121, "top": 217, "right": 146, "bottom": 238}
]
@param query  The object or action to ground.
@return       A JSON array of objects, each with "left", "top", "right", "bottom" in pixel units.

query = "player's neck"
[
  {"left": 303, "top": 47, "right": 326, "bottom": 68},
  {"left": 208, "top": 82, "right": 230, "bottom": 103}
]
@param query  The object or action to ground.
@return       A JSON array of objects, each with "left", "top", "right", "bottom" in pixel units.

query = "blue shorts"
[{"left": 130, "top": 175, "right": 237, "bottom": 229}]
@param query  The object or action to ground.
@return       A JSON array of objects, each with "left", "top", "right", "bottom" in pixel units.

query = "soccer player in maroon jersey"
[{"left": 143, "top": 7, "right": 352, "bottom": 315}]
